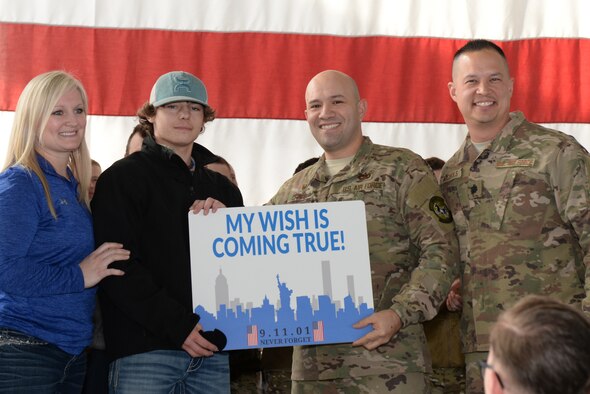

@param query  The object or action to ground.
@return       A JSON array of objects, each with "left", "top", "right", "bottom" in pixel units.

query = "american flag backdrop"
[{"left": 1, "top": 0, "right": 589, "bottom": 205}]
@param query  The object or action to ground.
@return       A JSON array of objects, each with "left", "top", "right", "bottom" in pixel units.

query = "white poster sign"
[{"left": 189, "top": 201, "right": 373, "bottom": 350}]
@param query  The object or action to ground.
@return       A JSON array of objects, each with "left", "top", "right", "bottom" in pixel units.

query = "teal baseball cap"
[{"left": 149, "top": 71, "right": 209, "bottom": 108}]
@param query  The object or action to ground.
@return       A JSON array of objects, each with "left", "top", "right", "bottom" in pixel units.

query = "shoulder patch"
[{"left": 429, "top": 196, "right": 453, "bottom": 223}]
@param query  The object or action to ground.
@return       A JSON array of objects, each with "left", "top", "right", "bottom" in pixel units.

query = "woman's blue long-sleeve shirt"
[{"left": 0, "top": 155, "right": 94, "bottom": 355}]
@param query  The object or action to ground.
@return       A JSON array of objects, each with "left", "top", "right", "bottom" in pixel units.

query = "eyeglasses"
[{"left": 479, "top": 360, "right": 505, "bottom": 389}]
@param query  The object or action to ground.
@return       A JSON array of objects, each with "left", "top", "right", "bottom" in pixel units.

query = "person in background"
[
  {"left": 424, "top": 157, "right": 465, "bottom": 394},
  {"left": 205, "top": 155, "right": 238, "bottom": 186},
  {"left": 83, "top": 158, "right": 109, "bottom": 394},
  {"left": 484, "top": 295, "right": 590, "bottom": 394},
  {"left": 0, "top": 70, "right": 129, "bottom": 392},
  {"left": 124, "top": 123, "right": 149, "bottom": 157},
  {"left": 268, "top": 70, "right": 459, "bottom": 393},
  {"left": 441, "top": 39, "right": 590, "bottom": 393},
  {"left": 424, "top": 157, "right": 445, "bottom": 182},
  {"left": 292, "top": 157, "right": 319, "bottom": 175},
  {"left": 88, "top": 159, "right": 101, "bottom": 200},
  {"left": 91, "top": 71, "right": 243, "bottom": 393}
]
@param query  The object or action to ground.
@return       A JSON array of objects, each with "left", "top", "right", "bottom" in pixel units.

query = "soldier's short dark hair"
[
  {"left": 453, "top": 39, "right": 506, "bottom": 61},
  {"left": 490, "top": 295, "right": 590, "bottom": 394}
]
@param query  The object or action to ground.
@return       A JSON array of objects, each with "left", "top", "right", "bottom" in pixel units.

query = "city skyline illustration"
[
  {"left": 196, "top": 259, "right": 374, "bottom": 350},
  {"left": 189, "top": 202, "right": 373, "bottom": 315},
  {"left": 213, "top": 259, "right": 369, "bottom": 313}
]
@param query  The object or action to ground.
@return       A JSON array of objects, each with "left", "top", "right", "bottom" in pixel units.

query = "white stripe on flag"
[
  {"left": 2, "top": 111, "right": 588, "bottom": 206},
  {"left": 1, "top": 0, "right": 589, "bottom": 39}
]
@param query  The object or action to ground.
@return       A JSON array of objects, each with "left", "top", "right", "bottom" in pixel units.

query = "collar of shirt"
[{"left": 458, "top": 111, "right": 526, "bottom": 164}]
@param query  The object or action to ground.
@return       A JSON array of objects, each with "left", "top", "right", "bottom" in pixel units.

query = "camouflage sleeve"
[
  {"left": 551, "top": 142, "right": 590, "bottom": 316},
  {"left": 390, "top": 161, "right": 460, "bottom": 327}
]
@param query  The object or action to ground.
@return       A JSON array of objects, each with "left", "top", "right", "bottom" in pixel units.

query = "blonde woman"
[{"left": 0, "top": 71, "right": 129, "bottom": 391}]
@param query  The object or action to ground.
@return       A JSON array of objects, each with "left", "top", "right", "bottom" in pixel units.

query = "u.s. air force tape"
[{"left": 429, "top": 196, "right": 453, "bottom": 223}]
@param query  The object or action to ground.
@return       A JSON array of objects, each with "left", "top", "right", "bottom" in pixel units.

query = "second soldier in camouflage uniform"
[
  {"left": 441, "top": 40, "right": 590, "bottom": 394},
  {"left": 268, "top": 70, "right": 459, "bottom": 393}
]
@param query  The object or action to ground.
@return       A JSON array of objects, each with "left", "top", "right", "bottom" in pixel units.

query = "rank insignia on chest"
[
  {"left": 357, "top": 172, "right": 371, "bottom": 181},
  {"left": 429, "top": 196, "right": 453, "bottom": 223}
]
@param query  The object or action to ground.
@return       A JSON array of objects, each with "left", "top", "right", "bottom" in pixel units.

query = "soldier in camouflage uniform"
[
  {"left": 441, "top": 39, "right": 590, "bottom": 393},
  {"left": 268, "top": 70, "right": 459, "bottom": 393}
]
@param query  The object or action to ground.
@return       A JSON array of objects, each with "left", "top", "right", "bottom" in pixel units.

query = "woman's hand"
[{"left": 79, "top": 242, "right": 130, "bottom": 288}]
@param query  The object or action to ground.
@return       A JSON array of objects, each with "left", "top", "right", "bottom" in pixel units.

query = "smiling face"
[
  {"left": 149, "top": 101, "right": 205, "bottom": 155},
  {"left": 305, "top": 71, "right": 366, "bottom": 159},
  {"left": 448, "top": 49, "right": 514, "bottom": 141},
  {"left": 37, "top": 88, "right": 87, "bottom": 165}
]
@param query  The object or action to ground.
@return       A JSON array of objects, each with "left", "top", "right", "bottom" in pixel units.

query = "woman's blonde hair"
[{"left": 2, "top": 70, "right": 91, "bottom": 218}]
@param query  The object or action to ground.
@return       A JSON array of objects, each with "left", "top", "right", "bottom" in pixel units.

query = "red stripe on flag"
[{"left": 1, "top": 23, "right": 589, "bottom": 123}]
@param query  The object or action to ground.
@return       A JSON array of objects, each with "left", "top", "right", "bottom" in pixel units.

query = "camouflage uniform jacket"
[
  {"left": 268, "top": 137, "right": 459, "bottom": 380},
  {"left": 440, "top": 111, "right": 590, "bottom": 353}
]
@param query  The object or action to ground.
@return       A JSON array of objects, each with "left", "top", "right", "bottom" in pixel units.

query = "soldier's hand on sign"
[
  {"left": 446, "top": 278, "right": 462, "bottom": 311},
  {"left": 351, "top": 309, "right": 402, "bottom": 350},
  {"left": 190, "top": 198, "right": 226, "bottom": 215},
  {"left": 182, "top": 323, "right": 218, "bottom": 357}
]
